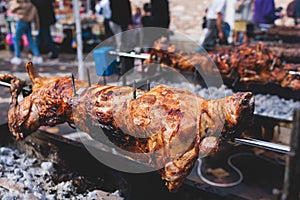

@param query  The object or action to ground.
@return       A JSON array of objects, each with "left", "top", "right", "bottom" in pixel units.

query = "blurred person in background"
[
  {"left": 141, "top": 3, "right": 152, "bottom": 28},
  {"left": 295, "top": 0, "right": 300, "bottom": 26},
  {"left": 253, "top": 0, "right": 283, "bottom": 31},
  {"left": 9, "top": 0, "right": 43, "bottom": 65},
  {"left": 150, "top": 0, "right": 170, "bottom": 39},
  {"left": 32, "top": 0, "right": 58, "bottom": 59},
  {"left": 96, "top": 0, "right": 113, "bottom": 40},
  {"left": 129, "top": 6, "right": 142, "bottom": 47},
  {"left": 233, "top": 0, "right": 253, "bottom": 44},
  {"left": 150, "top": 0, "right": 170, "bottom": 29},
  {"left": 109, "top": 0, "right": 132, "bottom": 32},
  {"left": 0, "top": 0, "right": 7, "bottom": 13},
  {"left": 109, "top": 0, "right": 132, "bottom": 50},
  {"left": 141, "top": 2, "right": 153, "bottom": 53},
  {"left": 200, "top": 0, "right": 227, "bottom": 52},
  {"left": 132, "top": 6, "right": 142, "bottom": 29},
  {"left": 286, "top": 0, "right": 300, "bottom": 26}
]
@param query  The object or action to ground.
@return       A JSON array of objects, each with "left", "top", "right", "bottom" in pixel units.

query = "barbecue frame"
[{"left": 0, "top": 109, "right": 298, "bottom": 199}]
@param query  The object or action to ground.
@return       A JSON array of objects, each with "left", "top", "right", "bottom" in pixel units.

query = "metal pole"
[
  {"left": 281, "top": 109, "right": 300, "bottom": 200},
  {"left": 86, "top": 0, "right": 91, "bottom": 13},
  {"left": 72, "top": 0, "right": 85, "bottom": 80}
]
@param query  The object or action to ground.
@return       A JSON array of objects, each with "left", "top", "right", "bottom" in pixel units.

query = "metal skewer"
[
  {"left": 234, "top": 137, "right": 290, "bottom": 154},
  {"left": 132, "top": 80, "right": 136, "bottom": 100},
  {"left": 146, "top": 80, "right": 150, "bottom": 91},
  {"left": 71, "top": 74, "right": 77, "bottom": 96},
  {"left": 0, "top": 81, "right": 11, "bottom": 88},
  {"left": 287, "top": 71, "right": 300, "bottom": 76},
  {"left": 86, "top": 68, "right": 91, "bottom": 87},
  {"left": 109, "top": 51, "right": 151, "bottom": 60},
  {"left": 270, "top": 57, "right": 277, "bottom": 71},
  {"left": 0, "top": 81, "right": 32, "bottom": 94}
]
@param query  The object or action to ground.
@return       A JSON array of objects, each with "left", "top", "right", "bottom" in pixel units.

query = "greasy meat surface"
[
  {"left": 145, "top": 38, "right": 300, "bottom": 90},
  {"left": 1, "top": 62, "right": 254, "bottom": 191},
  {"left": 211, "top": 43, "right": 300, "bottom": 89},
  {"left": 266, "top": 43, "right": 300, "bottom": 61},
  {"left": 145, "top": 37, "right": 218, "bottom": 75},
  {"left": 266, "top": 25, "right": 300, "bottom": 38}
]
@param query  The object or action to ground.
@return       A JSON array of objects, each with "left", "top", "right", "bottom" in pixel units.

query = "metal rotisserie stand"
[{"left": 0, "top": 109, "right": 299, "bottom": 199}]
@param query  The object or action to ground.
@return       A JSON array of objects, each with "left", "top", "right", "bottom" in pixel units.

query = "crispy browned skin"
[
  {"left": 1, "top": 62, "right": 254, "bottom": 191},
  {"left": 266, "top": 25, "right": 300, "bottom": 38},
  {"left": 145, "top": 38, "right": 218, "bottom": 75},
  {"left": 146, "top": 39, "right": 300, "bottom": 90}
]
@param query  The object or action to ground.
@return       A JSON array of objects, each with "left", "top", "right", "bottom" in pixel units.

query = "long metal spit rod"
[
  {"left": 109, "top": 50, "right": 151, "bottom": 60},
  {"left": 0, "top": 81, "right": 11, "bottom": 88},
  {"left": 0, "top": 81, "right": 31, "bottom": 93},
  {"left": 287, "top": 71, "right": 300, "bottom": 76},
  {"left": 108, "top": 51, "right": 300, "bottom": 78},
  {"left": 234, "top": 138, "right": 291, "bottom": 154}
]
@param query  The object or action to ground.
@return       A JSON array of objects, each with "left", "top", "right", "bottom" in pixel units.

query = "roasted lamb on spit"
[
  {"left": 144, "top": 37, "right": 219, "bottom": 75},
  {"left": 1, "top": 62, "right": 254, "bottom": 191},
  {"left": 266, "top": 25, "right": 300, "bottom": 38},
  {"left": 266, "top": 43, "right": 300, "bottom": 61},
  {"left": 145, "top": 38, "right": 300, "bottom": 90},
  {"left": 212, "top": 43, "right": 300, "bottom": 89}
]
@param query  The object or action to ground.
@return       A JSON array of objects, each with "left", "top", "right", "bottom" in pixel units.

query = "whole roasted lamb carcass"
[{"left": 1, "top": 62, "right": 254, "bottom": 191}]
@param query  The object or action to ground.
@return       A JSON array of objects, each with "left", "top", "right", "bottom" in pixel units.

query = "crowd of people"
[
  {"left": 0, "top": 0, "right": 171, "bottom": 65},
  {"left": 94, "top": 0, "right": 170, "bottom": 51},
  {"left": 201, "top": 0, "right": 300, "bottom": 51},
  {"left": 0, "top": 0, "right": 299, "bottom": 65},
  {"left": 1, "top": 0, "right": 57, "bottom": 65}
]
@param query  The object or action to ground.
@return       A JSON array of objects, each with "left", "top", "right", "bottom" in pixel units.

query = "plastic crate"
[{"left": 93, "top": 46, "right": 117, "bottom": 76}]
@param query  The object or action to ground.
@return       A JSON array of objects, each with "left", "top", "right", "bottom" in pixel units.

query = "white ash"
[
  {"left": 254, "top": 94, "right": 300, "bottom": 121},
  {"left": 0, "top": 146, "right": 122, "bottom": 200},
  {"left": 151, "top": 81, "right": 300, "bottom": 121}
]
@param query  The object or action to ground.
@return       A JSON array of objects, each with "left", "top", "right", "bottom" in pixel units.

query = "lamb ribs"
[{"left": 1, "top": 62, "right": 254, "bottom": 191}]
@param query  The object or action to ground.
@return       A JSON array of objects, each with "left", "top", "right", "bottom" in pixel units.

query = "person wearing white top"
[
  {"left": 96, "top": 0, "right": 113, "bottom": 39},
  {"left": 201, "top": 0, "right": 227, "bottom": 51},
  {"left": 99, "top": 0, "right": 111, "bottom": 19}
]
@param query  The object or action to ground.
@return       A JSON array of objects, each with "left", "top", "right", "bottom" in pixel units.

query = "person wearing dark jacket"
[
  {"left": 109, "top": 0, "right": 132, "bottom": 31},
  {"left": 109, "top": 0, "right": 132, "bottom": 50},
  {"left": 150, "top": 0, "right": 170, "bottom": 29},
  {"left": 31, "top": 0, "right": 58, "bottom": 59},
  {"left": 149, "top": 0, "right": 170, "bottom": 40},
  {"left": 295, "top": 0, "right": 300, "bottom": 26},
  {"left": 253, "top": 0, "right": 282, "bottom": 31}
]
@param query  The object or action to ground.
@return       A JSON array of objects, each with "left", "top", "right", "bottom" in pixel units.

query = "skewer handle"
[
  {"left": 0, "top": 81, "right": 32, "bottom": 96},
  {"left": 109, "top": 51, "right": 151, "bottom": 60},
  {"left": 234, "top": 138, "right": 290, "bottom": 154},
  {"left": 0, "top": 81, "right": 11, "bottom": 88},
  {"left": 287, "top": 71, "right": 300, "bottom": 76}
]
